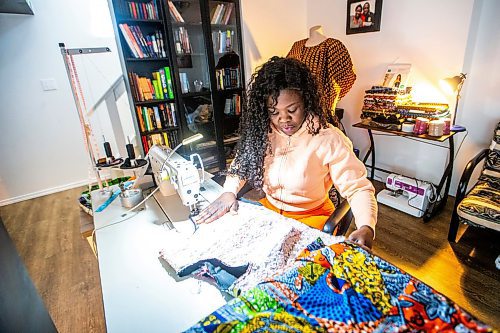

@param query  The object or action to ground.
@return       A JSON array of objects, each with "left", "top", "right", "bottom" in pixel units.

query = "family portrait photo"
[{"left": 346, "top": 0, "right": 383, "bottom": 34}]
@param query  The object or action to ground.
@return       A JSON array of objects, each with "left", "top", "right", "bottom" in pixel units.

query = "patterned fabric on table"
[
  {"left": 185, "top": 239, "right": 493, "bottom": 333},
  {"left": 458, "top": 121, "right": 500, "bottom": 231}
]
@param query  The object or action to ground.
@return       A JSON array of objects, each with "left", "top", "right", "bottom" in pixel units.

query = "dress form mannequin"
[
  {"left": 287, "top": 27, "right": 356, "bottom": 114},
  {"left": 305, "top": 25, "right": 328, "bottom": 47}
]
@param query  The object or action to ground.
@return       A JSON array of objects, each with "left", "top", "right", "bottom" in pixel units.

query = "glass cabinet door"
[
  {"left": 208, "top": 0, "right": 243, "bottom": 167},
  {"left": 167, "top": 0, "right": 219, "bottom": 172}
]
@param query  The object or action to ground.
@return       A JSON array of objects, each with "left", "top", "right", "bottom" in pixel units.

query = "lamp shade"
[{"left": 440, "top": 73, "right": 466, "bottom": 95}]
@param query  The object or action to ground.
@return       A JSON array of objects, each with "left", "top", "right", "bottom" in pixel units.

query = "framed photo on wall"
[{"left": 346, "top": 0, "right": 383, "bottom": 35}]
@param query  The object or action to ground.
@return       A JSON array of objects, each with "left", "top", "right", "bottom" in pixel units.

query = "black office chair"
[{"left": 225, "top": 180, "right": 353, "bottom": 236}]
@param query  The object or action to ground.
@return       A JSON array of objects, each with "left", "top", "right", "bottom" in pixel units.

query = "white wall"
[
  {"left": 454, "top": 0, "right": 500, "bottom": 189},
  {"left": 0, "top": 0, "right": 124, "bottom": 205},
  {"left": 240, "top": 0, "right": 307, "bottom": 80},
  {"left": 304, "top": 0, "right": 498, "bottom": 194}
]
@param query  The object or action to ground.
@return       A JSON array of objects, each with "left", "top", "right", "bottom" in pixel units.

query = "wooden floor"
[
  {"left": 0, "top": 182, "right": 498, "bottom": 332},
  {"left": 0, "top": 188, "right": 106, "bottom": 333}
]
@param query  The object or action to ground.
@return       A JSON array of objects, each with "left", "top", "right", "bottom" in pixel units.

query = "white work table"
[{"left": 91, "top": 178, "right": 227, "bottom": 332}]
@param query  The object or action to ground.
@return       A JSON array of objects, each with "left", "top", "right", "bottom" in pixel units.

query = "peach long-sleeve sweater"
[{"left": 223, "top": 121, "right": 377, "bottom": 232}]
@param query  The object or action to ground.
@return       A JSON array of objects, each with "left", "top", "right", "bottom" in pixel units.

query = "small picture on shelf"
[
  {"left": 125, "top": 0, "right": 159, "bottom": 20},
  {"left": 210, "top": 2, "right": 234, "bottom": 25}
]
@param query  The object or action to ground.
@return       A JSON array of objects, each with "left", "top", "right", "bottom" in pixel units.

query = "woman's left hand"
[{"left": 347, "top": 226, "right": 374, "bottom": 251}]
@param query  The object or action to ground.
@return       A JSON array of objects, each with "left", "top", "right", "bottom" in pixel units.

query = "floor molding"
[{"left": 0, "top": 179, "right": 92, "bottom": 206}]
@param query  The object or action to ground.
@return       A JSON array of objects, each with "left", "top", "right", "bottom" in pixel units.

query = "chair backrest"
[{"left": 481, "top": 121, "right": 500, "bottom": 180}]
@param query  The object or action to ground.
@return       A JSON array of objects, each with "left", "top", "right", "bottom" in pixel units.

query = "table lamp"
[{"left": 440, "top": 73, "right": 467, "bottom": 132}]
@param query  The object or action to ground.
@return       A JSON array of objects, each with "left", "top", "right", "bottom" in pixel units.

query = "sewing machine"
[
  {"left": 376, "top": 174, "right": 433, "bottom": 217},
  {"left": 147, "top": 145, "right": 208, "bottom": 220}
]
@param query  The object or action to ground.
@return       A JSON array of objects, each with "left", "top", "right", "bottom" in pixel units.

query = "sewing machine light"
[
  {"left": 165, "top": 133, "right": 204, "bottom": 162},
  {"left": 182, "top": 133, "right": 203, "bottom": 145}
]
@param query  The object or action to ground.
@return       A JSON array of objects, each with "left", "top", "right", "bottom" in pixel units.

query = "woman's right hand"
[{"left": 194, "top": 192, "right": 238, "bottom": 224}]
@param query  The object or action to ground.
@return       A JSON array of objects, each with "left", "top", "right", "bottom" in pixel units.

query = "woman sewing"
[{"left": 195, "top": 57, "right": 377, "bottom": 249}]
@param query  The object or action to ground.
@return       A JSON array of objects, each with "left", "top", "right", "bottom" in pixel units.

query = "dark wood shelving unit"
[{"left": 109, "top": 0, "right": 245, "bottom": 168}]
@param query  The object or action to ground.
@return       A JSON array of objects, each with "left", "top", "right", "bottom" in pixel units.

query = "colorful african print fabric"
[{"left": 185, "top": 239, "right": 493, "bottom": 333}]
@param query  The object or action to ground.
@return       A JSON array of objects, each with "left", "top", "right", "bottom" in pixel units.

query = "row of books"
[
  {"left": 125, "top": 0, "right": 159, "bottom": 20},
  {"left": 142, "top": 130, "right": 179, "bottom": 153},
  {"left": 136, "top": 103, "right": 177, "bottom": 133},
  {"left": 173, "top": 27, "right": 192, "bottom": 54},
  {"left": 167, "top": 0, "right": 184, "bottom": 23},
  {"left": 216, "top": 67, "right": 241, "bottom": 90},
  {"left": 224, "top": 94, "right": 241, "bottom": 116},
  {"left": 210, "top": 3, "right": 234, "bottom": 25},
  {"left": 213, "top": 30, "right": 235, "bottom": 54},
  {"left": 119, "top": 24, "right": 166, "bottom": 58},
  {"left": 128, "top": 67, "right": 174, "bottom": 102}
]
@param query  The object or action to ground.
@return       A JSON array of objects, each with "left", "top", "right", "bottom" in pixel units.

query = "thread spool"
[
  {"left": 413, "top": 117, "right": 429, "bottom": 135},
  {"left": 402, "top": 122, "right": 414, "bottom": 133},
  {"left": 428, "top": 120, "right": 445, "bottom": 136},
  {"left": 104, "top": 141, "right": 112, "bottom": 158},
  {"left": 443, "top": 118, "right": 451, "bottom": 135},
  {"left": 126, "top": 143, "right": 135, "bottom": 159}
]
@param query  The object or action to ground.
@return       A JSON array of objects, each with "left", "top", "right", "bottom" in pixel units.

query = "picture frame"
[{"left": 346, "top": 0, "right": 383, "bottom": 35}]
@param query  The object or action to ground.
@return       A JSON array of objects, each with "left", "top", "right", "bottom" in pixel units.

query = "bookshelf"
[
  {"left": 165, "top": 0, "right": 245, "bottom": 172},
  {"left": 109, "top": 0, "right": 182, "bottom": 154},
  {"left": 109, "top": 0, "right": 245, "bottom": 172}
]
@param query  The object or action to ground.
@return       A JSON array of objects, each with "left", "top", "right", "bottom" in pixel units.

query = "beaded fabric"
[
  {"left": 287, "top": 38, "right": 356, "bottom": 110},
  {"left": 158, "top": 201, "right": 343, "bottom": 295}
]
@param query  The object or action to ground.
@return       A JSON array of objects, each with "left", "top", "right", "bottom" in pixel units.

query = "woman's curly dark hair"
[{"left": 227, "top": 56, "right": 330, "bottom": 189}]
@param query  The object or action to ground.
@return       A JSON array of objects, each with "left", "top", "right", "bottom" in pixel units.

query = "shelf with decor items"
[
  {"left": 109, "top": 0, "right": 182, "bottom": 154},
  {"left": 165, "top": 0, "right": 245, "bottom": 172}
]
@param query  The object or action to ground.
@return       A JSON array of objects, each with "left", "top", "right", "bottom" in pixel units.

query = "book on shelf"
[
  {"left": 210, "top": 3, "right": 234, "bottom": 24},
  {"left": 215, "top": 67, "right": 240, "bottom": 90},
  {"left": 179, "top": 72, "right": 190, "bottom": 93},
  {"left": 224, "top": 94, "right": 241, "bottom": 115},
  {"left": 173, "top": 27, "right": 191, "bottom": 54},
  {"left": 128, "top": 68, "right": 175, "bottom": 102},
  {"left": 221, "top": 3, "right": 234, "bottom": 25},
  {"left": 119, "top": 24, "right": 166, "bottom": 58},
  {"left": 167, "top": 1, "right": 185, "bottom": 23},
  {"left": 142, "top": 130, "right": 178, "bottom": 153},
  {"left": 126, "top": 0, "right": 159, "bottom": 20},
  {"left": 213, "top": 30, "right": 234, "bottom": 53},
  {"left": 135, "top": 103, "right": 177, "bottom": 132}
]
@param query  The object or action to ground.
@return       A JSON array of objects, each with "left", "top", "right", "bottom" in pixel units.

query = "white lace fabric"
[{"left": 159, "top": 201, "right": 344, "bottom": 294}]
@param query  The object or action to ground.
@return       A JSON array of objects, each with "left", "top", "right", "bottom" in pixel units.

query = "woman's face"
[
  {"left": 267, "top": 89, "right": 306, "bottom": 136},
  {"left": 355, "top": 6, "right": 362, "bottom": 18}
]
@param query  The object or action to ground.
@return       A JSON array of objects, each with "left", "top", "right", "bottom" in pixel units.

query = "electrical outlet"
[{"left": 40, "top": 78, "right": 58, "bottom": 91}]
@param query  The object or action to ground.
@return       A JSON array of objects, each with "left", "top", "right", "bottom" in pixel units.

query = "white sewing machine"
[
  {"left": 148, "top": 145, "right": 207, "bottom": 220},
  {"left": 376, "top": 174, "right": 433, "bottom": 217}
]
